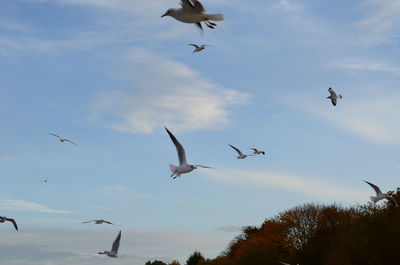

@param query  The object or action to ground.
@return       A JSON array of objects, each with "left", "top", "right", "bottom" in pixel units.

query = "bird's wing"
[
  {"left": 65, "top": 139, "right": 77, "bottom": 145},
  {"left": 49, "top": 133, "right": 61, "bottom": 139},
  {"left": 180, "top": 0, "right": 195, "bottom": 11},
  {"left": 229, "top": 144, "right": 243, "bottom": 155},
  {"left": 165, "top": 127, "right": 187, "bottom": 165},
  {"left": 5, "top": 218, "right": 18, "bottom": 231},
  {"left": 195, "top": 22, "right": 203, "bottom": 31},
  {"left": 103, "top": 220, "right": 115, "bottom": 225},
  {"left": 250, "top": 148, "right": 258, "bottom": 152},
  {"left": 364, "top": 180, "right": 383, "bottom": 195},
  {"left": 192, "top": 0, "right": 205, "bottom": 12},
  {"left": 111, "top": 230, "right": 121, "bottom": 253},
  {"left": 189, "top": 44, "right": 200, "bottom": 48},
  {"left": 387, "top": 196, "right": 398, "bottom": 207},
  {"left": 328, "top": 87, "right": 337, "bottom": 97},
  {"left": 331, "top": 97, "right": 337, "bottom": 106},
  {"left": 82, "top": 220, "right": 95, "bottom": 223},
  {"left": 194, "top": 165, "right": 214, "bottom": 169}
]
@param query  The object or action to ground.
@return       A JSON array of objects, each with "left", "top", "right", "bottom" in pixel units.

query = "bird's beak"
[{"left": 161, "top": 12, "right": 167, "bottom": 18}]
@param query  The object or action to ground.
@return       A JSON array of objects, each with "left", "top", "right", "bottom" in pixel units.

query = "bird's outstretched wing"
[
  {"left": 229, "top": 144, "right": 243, "bottom": 155},
  {"left": 189, "top": 44, "right": 200, "bottom": 48},
  {"left": 250, "top": 148, "right": 258, "bottom": 152},
  {"left": 65, "top": 139, "right": 77, "bottom": 145},
  {"left": 192, "top": 0, "right": 205, "bottom": 12},
  {"left": 49, "top": 133, "right": 61, "bottom": 139},
  {"left": 180, "top": 0, "right": 195, "bottom": 10},
  {"left": 328, "top": 87, "right": 337, "bottom": 97},
  {"left": 331, "top": 97, "right": 337, "bottom": 106},
  {"left": 103, "top": 220, "right": 115, "bottom": 225},
  {"left": 194, "top": 165, "right": 214, "bottom": 169},
  {"left": 387, "top": 196, "right": 398, "bottom": 207},
  {"left": 195, "top": 22, "right": 203, "bottom": 31},
  {"left": 165, "top": 127, "right": 187, "bottom": 166},
  {"left": 82, "top": 220, "right": 95, "bottom": 224},
  {"left": 364, "top": 180, "right": 383, "bottom": 196},
  {"left": 111, "top": 231, "right": 121, "bottom": 253},
  {"left": 5, "top": 218, "right": 18, "bottom": 231}
]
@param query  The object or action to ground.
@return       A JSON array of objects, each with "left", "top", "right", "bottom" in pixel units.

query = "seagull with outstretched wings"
[
  {"left": 49, "top": 133, "right": 77, "bottom": 145},
  {"left": 0, "top": 216, "right": 18, "bottom": 231}
]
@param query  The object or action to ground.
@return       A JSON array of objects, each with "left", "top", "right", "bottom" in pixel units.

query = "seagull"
[
  {"left": 0, "top": 216, "right": 18, "bottom": 231},
  {"left": 188, "top": 44, "right": 210, "bottom": 53},
  {"left": 99, "top": 230, "right": 121, "bottom": 258},
  {"left": 228, "top": 144, "right": 253, "bottom": 159},
  {"left": 327, "top": 87, "right": 342, "bottom": 106},
  {"left": 165, "top": 127, "right": 212, "bottom": 179},
  {"left": 161, "top": 0, "right": 224, "bottom": 31},
  {"left": 49, "top": 133, "right": 77, "bottom": 145},
  {"left": 41, "top": 178, "right": 48, "bottom": 183},
  {"left": 82, "top": 219, "right": 115, "bottom": 225},
  {"left": 364, "top": 180, "right": 398, "bottom": 207},
  {"left": 250, "top": 148, "right": 265, "bottom": 155}
]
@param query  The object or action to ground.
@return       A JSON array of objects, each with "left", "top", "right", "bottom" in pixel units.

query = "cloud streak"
[
  {"left": 203, "top": 169, "right": 369, "bottom": 203},
  {"left": 90, "top": 48, "right": 249, "bottom": 133},
  {"left": 0, "top": 199, "right": 73, "bottom": 214}
]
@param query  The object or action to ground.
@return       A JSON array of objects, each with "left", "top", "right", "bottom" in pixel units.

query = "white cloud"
[
  {"left": 330, "top": 59, "right": 400, "bottom": 75},
  {"left": 203, "top": 169, "right": 369, "bottom": 203},
  {"left": 0, "top": 199, "right": 73, "bottom": 214},
  {"left": 90, "top": 48, "right": 249, "bottom": 133}
]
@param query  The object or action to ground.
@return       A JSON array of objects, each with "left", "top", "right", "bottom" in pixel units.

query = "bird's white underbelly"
[{"left": 176, "top": 165, "right": 194, "bottom": 174}]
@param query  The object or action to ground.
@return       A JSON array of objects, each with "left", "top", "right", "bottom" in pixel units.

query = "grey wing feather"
[
  {"left": 229, "top": 144, "right": 243, "bottom": 155},
  {"left": 328, "top": 87, "right": 337, "bottom": 97},
  {"left": 165, "top": 127, "right": 187, "bottom": 165},
  {"left": 49, "top": 133, "right": 61, "bottom": 139},
  {"left": 65, "top": 139, "right": 77, "bottom": 145},
  {"left": 193, "top": 0, "right": 205, "bottom": 12},
  {"left": 181, "top": 0, "right": 195, "bottom": 10},
  {"left": 364, "top": 180, "right": 383, "bottom": 195},
  {"left": 111, "top": 231, "right": 121, "bottom": 253},
  {"left": 6, "top": 218, "right": 18, "bottom": 230},
  {"left": 331, "top": 97, "right": 337, "bottom": 106}
]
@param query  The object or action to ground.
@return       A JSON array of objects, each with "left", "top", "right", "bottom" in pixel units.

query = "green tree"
[{"left": 186, "top": 251, "right": 205, "bottom": 265}]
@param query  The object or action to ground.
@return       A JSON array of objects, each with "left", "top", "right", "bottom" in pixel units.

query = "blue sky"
[{"left": 1, "top": 0, "right": 400, "bottom": 264}]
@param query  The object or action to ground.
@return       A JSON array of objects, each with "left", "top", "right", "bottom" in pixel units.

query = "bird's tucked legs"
[{"left": 204, "top": 20, "right": 216, "bottom": 29}]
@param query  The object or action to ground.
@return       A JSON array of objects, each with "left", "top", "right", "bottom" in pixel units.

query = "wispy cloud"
[
  {"left": 330, "top": 59, "right": 400, "bottom": 75},
  {"left": 0, "top": 199, "right": 73, "bottom": 214},
  {"left": 203, "top": 169, "right": 369, "bottom": 203},
  {"left": 90, "top": 48, "right": 249, "bottom": 133}
]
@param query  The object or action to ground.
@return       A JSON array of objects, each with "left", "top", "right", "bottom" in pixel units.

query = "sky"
[{"left": 1, "top": 0, "right": 400, "bottom": 264}]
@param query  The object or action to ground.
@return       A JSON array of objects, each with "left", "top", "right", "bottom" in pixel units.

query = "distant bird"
[
  {"left": 41, "top": 178, "right": 48, "bottom": 183},
  {"left": 161, "top": 0, "right": 224, "bottom": 31},
  {"left": 82, "top": 219, "right": 115, "bottom": 225},
  {"left": 228, "top": 144, "right": 252, "bottom": 159},
  {"left": 49, "top": 133, "right": 77, "bottom": 145},
  {"left": 0, "top": 216, "right": 18, "bottom": 231},
  {"left": 189, "top": 44, "right": 210, "bottom": 53},
  {"left": 250, "top": 148, "right": 265, "bottom": 155},
  {"left": 165, "top": 127, "right": 212, "bottom": 179},
  {"left": 98, "top": 230, "right": 121, "bottom": 258},
  {"left": 327, "top": 87, "right": 342, "bottom": 106},
  {"left": 364, "top": 180, "right": 398, "bottom": 207}
]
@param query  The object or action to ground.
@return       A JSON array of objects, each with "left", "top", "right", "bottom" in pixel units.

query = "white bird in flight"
[
  {"left": 250, "top": 148, "right": 265, "bottom": 155},
  {"left": 189, "top": 44, "right": 210, "bottom": 53},
  {"left": 327, "top": 87, "right": 342, "bottom": 106},
  {"left": 364, "top": 180, "right": 398, "bottom": 207},
  {"left": 161, "top": 0, "right": 224, "bottom": 31},
  {"left": 98, "top": 230, "right": 121, "bottom": 258},
  {"left": 165, "top": 127, "right": 212, "bottom": 179},
  {"left": 229, "top": 144, "right": 253, "bottom": 159},
  {"left": 82, "top": 219, "right": 115, "bottom": 225},
  {"left": 0, "top": 216, "right": 18, "bottom": 231},
  {"left": 49, "top": 133, "right": 77, "bottom": 145}
]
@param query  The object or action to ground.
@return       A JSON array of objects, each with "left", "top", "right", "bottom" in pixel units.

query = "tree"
[
  {"left": 145, "top": 260, "right": 167, "bottom": 265},
  {"left": 186, "top": 251, "right": 205, "bottom": 265}
]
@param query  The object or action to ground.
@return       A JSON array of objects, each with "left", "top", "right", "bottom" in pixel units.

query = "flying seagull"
[
  {"left": 228, "top": 144, "right": 253, "bottom": 159},
  {"left": 0, "top": 216, "right": 18, "bottom": 231},
  {"left": 364, "top": 180, "right": 398, "bottom": 207},
  {"left": 250, "top": 148, "right": 265, "bottom": 155},
  {"left": 99, "top": 230, "right": 121, "bottom": 258},
  {"left": 41, "top": 178, "right": 48, "bottom": 183},
  {"left": 327, "top": 87, "right": 342, "bottom": 106},
  {"left": 189, "top": 44, "right": 210, "bottom": 53},
  {"left": 161, "top": 0, "right": 224, "bottom": 31},
  {"left": 82, "top": 219, "right": 115, "bottom": 225},
  {"left": 165, "top": 127, "right": 212, "bottom": 179},
  {"left": 49, "top": 133, "right": 77, "bottom": 145}
]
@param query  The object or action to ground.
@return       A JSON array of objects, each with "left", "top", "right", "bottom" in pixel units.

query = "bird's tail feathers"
[
  {"left": 205, "top": 14, "right": 224, "bottom": 21},
  {"left": 169, "top": 164, "right": 177, "bottom": 173}
]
